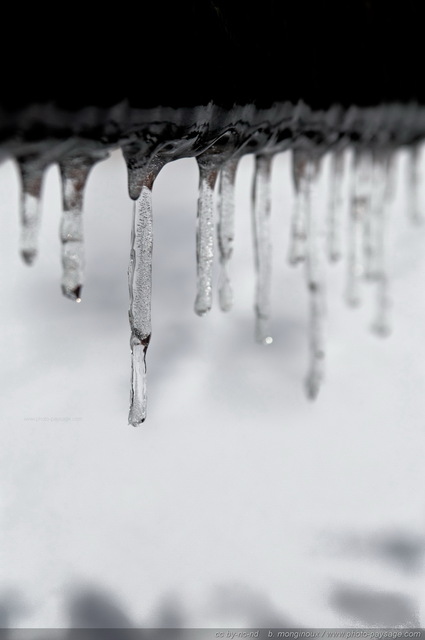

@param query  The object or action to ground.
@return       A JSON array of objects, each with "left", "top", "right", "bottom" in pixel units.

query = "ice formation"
[{"left": 1, "top": 101, "right": 424, "bottom": 425}]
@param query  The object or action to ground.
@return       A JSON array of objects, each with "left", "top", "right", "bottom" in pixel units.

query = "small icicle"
[
  {"left": 59, "top": 156, "right": 98, "bottom": 301},
  {"left": 346, "top": 148, "right": 371, "bottom": 307},
  {"left": 407, "top": 144, "right": 422, "bottom": 225},
  {"left": 194, "top": 156, "right": 219, "bottom": 316},
  {"left": 17, "top": 160, "right": 45, "bottom": 265},
  {"left": 288, "top": 149, "right": 310, "bottom": 265},
  {"left": 128, "top": 170, "right": 155, "bottom": 427},
  {"left": 370, "top": 150, "right": 393, "bottom": 337},
  {"left": 217, "top": 157, "right": 239, "bottom": 312},
  {"left": 303, "top": 154, "right": 325, "bottom": 400},
  {"left": 252, "top": 153, "right": 274, "bottom": 345},
  {"left": 363, "top": 150, "right": 387, "bottom": 281},
  {"left": 372, "top": 274, "right": 392, "bottom": 337},
  {"left": 327, "top": 149, "right": 345, "bottom": 262}
]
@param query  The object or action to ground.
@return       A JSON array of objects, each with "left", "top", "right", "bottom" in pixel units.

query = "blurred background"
[{"left": 0, "top": 147, "right": 424, "bottom": 629}]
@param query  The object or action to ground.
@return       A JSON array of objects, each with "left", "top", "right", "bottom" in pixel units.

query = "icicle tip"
[
  {"left": 61, "top": 284, "right": 83, "bottom": 303},
  {"left": 21, "top": 249, "right": 37, "bottom": 265}
]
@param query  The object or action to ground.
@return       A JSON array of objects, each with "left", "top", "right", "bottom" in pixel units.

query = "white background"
[{"left": 0, "top": 146, "right": 424, "bottom": 629}]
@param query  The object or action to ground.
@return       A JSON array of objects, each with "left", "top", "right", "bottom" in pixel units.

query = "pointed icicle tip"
[
  {"left": 21, "top": 249, "right": 37, "bottom": 265},
  {"left": 61, "top": 284, "right": 83, "bottom": 303},
  {"left": 128, "top": 416, "right": 146, "bottom": 427}
]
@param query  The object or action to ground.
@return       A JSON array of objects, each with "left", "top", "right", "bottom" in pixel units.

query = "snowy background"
[{"left": 0, "top": 146, "right": 424, "bottom": 629}]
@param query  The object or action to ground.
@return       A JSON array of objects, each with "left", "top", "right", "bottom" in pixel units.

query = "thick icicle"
[
  {"left": 346, "top": 149, "right": 371, "bottom": 307},
  {"left": 128, "top": 170, "right": 155, "bottom": 427},
  {"left": 407, "top": 144, "right": 422, "bottom": 225},
  {"left": 327, "top": 149, "right": 345, "bottom": 262},
  {"left": 303, "top": 154, "right": 325, "bottom": 400},
  {"left": 217, "top": 157, "right": 239, "bottom": 312},
  {"left": 194, "top": 156, "right": 219, "bottom": 316},
  {"left": 251, "top": 153, "right": 274, "bottom": 345},
  {"left": 17, "top": 160, "right": 45, "bottom": 265},
  {"left": 288, "top": 149, "right": 310, "bottom": 265},
  {"left": 59, "top": 156, "right": 98, "bottom": 301}
]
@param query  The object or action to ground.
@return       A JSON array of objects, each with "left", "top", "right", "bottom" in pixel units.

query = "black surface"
[{"left": 1, "top": 1, "right": 424, "bottom": 113}]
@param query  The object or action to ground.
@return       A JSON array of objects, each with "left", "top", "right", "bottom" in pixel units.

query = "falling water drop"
[
  {"left": 251, "top": 153, "right": 274, "bottom": 345},
  {"left": 346, "top": 149, "right": 372, "bottom": 307},
  {"left": 407, "top": 144, "right": 422, "bottom": 225},
  {"left": 327, "top": 149, "right": 345, "bottom": 262},
  {"left": 217, "top": 157, "right": 239, "bottom": 312},
  {"left": 194, "top": 155, "right": 219, "bottom": 317},
  {"left": 303, "top": 153, "right": 325, "bottom": 400},
  {"left": 17, "top": 160, "right": 45, "bottom": 265},
  {"left": 59, "top": 155, "right": 100, "bottom": 301},
  {"left": 128, "top": 171, "right": 155, "bottom": 427}
]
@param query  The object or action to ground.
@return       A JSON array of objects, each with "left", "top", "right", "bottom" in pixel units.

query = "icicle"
[
  {"left": 128, "top": 170, "right": 155, "bottom": 427},
  {"left": 251, "top": 153, "right": 274, "bottom": 345},
  {"left": 327, "top": 149, "right": 345, "bottom": 262},
  {"left": 346, "top": 149, "right": 371, "bottom": 307},
  {"left": 217, "top": 157, "right": 239, "bottom": 312},
  {"left": 363, "top": 150, "right": 387, "bottom": 281},
  {"left": 59, "top": 156, "right": 98, "bottom": 301},
  {"left": 407, "top": 144, "right": 422, "bottom": 225},
  {"left": 194, "top": 156, "right": 219, "bottom": 316},
  {"left": 370, "top": 150, "right": 393, "bottom": 337},
  {"left": 17, "top": 160, "right": 45, "bottom": 265},
  {"left": 288, "top": 149, "right": 310, "bottom": 265},
  {"left": 303, "top": 154, "right": 325, "bottom": 400}
]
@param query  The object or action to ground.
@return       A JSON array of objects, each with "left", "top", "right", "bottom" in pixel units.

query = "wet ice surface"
[{"left": 0, "top": 149, "right": 424, "bottom": 628}]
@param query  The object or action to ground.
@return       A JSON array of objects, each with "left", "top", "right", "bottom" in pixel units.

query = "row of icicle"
[{"left": 13, "top": 141, "right": 423, "bottom": 425}]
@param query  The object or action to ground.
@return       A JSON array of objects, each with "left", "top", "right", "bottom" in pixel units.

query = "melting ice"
[{"left": 4, "top": 101, "right": 424, "bottom": 424}]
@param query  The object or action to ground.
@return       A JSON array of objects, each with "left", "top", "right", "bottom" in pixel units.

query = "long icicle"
[
  {"left": 288, "top": 149, "right": 309, "bottom": 265},
  {"left": 346, "top": 148, "right": 371, "bottom": 307},
  {"left": 407, "top": 143, "right": 422, "bottom": 225},
  {"left": 303, "top": 153, "right": 325, "bottom": 400},
  {"left": 217, "top": 157, "right": 239, "bottom": 312},
  {"left": 327, "top": 148, "right": 345, "bottom": 262},
  {"left": 252, "top": 153, "right": 274, "bottom": 345},
  {"left": 128, "top": 170, "right": 155, "bottom": 427},
  {"left": 194, "top": 156, "right": 219, "bottom": 316},
  {"left": 59, "top": 156, "right": 98, "bottom": 301},
  {"left": 370, "top": 150, "right": 393, "bottom": 337},
  {"left": 17, "top": 160, "right": 45, "bottom": 265}
]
